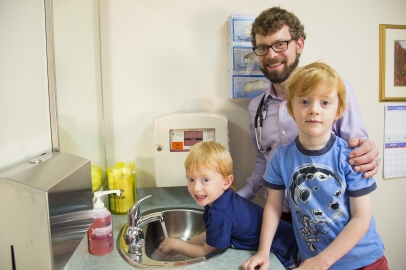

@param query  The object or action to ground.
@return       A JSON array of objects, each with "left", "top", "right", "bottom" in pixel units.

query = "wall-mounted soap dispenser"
[{"left": 0, "top": 152, "right": 93, "bottom": 270}]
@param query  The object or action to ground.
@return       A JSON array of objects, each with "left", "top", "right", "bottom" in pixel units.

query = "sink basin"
[{"left": 117, "top": 208, "right": 227, "bottom": 268}]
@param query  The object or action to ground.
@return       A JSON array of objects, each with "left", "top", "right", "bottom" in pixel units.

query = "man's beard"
[{"left": 260, "top": 54, "right": 300, "bottom": 84}]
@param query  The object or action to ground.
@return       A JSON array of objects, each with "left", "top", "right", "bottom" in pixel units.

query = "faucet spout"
[
  {"left": 124, "top": 195, "right": 165, "bottom": 262},
  {"left": 137, "top": 212, "right": 165, "bottom": 230},
  {"left": 127, "top": 195, "right": 152, "bottom": 227}
]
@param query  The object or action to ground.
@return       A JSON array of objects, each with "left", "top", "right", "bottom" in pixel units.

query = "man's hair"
[
  {"left": 251, "top": 6, "right": 306, "bottom": 47},
  {"left": 286, "top": 62, "right": 347, "bottom": 118},
  {"left": 185, "top": 142, "right": 235, "bottom": 190}
]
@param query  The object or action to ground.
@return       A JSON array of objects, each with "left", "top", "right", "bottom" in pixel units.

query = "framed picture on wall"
[{"left": 379, "top": 24, "right": 406, "bottom": 102}]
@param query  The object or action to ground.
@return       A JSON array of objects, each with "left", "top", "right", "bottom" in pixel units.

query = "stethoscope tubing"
[{"left": 254, "top": 93, "right": 268, "bottom": 153}]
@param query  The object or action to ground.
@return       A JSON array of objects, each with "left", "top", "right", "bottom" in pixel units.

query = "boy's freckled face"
[
  {"left": 292, "top": 85, "right": 340, "bottom": 140},
  {"left": 186, "top": 166, "right": 230, "bottom": 207}
]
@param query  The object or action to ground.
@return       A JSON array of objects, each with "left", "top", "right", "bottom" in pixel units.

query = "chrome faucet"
[{"left": 124, "top": 195, "right": 165, "bottom": 262}]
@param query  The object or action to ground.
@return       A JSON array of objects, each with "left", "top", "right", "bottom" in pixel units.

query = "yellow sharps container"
[
  {"left": 91, "top": 164, "right": 103, "bottom": 192},
  {"left": 107, "top": 162, "right": 136, "bottom": 214}
]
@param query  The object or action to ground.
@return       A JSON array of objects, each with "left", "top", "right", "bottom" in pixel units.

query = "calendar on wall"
[{"left": 383, "top": 105, "right": 406, "bottom": 178}]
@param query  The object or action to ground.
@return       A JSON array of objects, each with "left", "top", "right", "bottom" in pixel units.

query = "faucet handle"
[{"left": 128, "top": 195, "right": 152, "bottom": 227}]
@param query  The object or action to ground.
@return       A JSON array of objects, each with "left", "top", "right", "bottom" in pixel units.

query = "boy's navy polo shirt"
[
  {"left": 203, "top": 188, "right": 263, "bottom": 250},
  {"left": 202, "top": 189, "right": 299, "bottom": 268}
]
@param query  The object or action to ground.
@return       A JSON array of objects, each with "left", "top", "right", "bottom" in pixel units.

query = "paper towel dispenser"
[{"left": 0, "top": 152, "right": 93, "bottom": 270}]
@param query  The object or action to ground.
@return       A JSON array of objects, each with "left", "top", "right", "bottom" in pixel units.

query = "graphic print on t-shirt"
[{"left": 289, "top": 164, "right": 344, "bottom": 252}]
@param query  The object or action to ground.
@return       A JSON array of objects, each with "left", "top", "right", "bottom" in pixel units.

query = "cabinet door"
[{"left": 0, "top": 0, "right": 53, "bottom": 171}]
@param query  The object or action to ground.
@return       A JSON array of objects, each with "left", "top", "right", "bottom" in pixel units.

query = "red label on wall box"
[{"left": 172, "top": 142, "right": 184, "bottom": 150}]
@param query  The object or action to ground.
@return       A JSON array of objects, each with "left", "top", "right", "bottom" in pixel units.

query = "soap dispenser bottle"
[{"left": 87, "top": 189, "right": 122, "bottom": 255}]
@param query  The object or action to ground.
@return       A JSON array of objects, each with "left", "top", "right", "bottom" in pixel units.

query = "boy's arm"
[
  {"left": 242, "top": 189, "right": 284, "bottom": 270},
  {"left": 187, "top": 232, "right": 206, "bottom": 245},
  {"left": 298, "top": 194, "right": 372, "bottom": 270},
  {"left": 155, "top": 237, "right": 217, "bottom": 259}
]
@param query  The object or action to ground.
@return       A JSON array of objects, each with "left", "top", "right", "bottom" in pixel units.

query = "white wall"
[
  {"left": 0, "top": 0, "right": 52, "bottom": 171},
  {"left": 100, "top": 0, "right": 406, "bottom": 268},
  {"left": 53, "top": 0, "right": 106, "bottom": 168}
]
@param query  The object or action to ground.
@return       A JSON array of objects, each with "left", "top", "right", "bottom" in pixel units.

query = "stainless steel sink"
[{"left": 117, "top": 208, "right": 227, "bottom": 268}]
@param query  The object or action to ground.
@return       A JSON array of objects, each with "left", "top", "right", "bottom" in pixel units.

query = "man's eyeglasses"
[{"left": 252, "top": 39, "right": 294, "bottom": 56}]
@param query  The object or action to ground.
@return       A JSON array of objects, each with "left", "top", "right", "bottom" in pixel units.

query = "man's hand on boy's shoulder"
[{"left": 347, "top": 138, "right": 379, "bottom": 178}]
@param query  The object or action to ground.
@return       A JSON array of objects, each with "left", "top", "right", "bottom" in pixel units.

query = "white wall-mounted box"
[{"left": 154, "top": 113, "right": 229, "bottom": 187}]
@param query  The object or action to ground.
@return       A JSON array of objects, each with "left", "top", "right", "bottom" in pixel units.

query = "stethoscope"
[{"left": 254, "top": 93, "right": 272, "bottom": 153}]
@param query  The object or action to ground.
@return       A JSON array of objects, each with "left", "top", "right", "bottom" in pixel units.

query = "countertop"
[{"left": 65, "top": 187, "right": 285, "bottom": 270}]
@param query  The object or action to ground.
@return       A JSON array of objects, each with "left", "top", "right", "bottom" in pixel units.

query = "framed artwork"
[{"left": 379, "top": 24, "right": 406, "bottom": 102}]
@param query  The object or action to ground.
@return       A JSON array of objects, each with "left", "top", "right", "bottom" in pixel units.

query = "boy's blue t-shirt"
[
  {"left": 203, "top": 189, "right": 298, "bottom": 268},
  {"left": 263, "top": 134, "right": 385, "bottom": 269}
]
